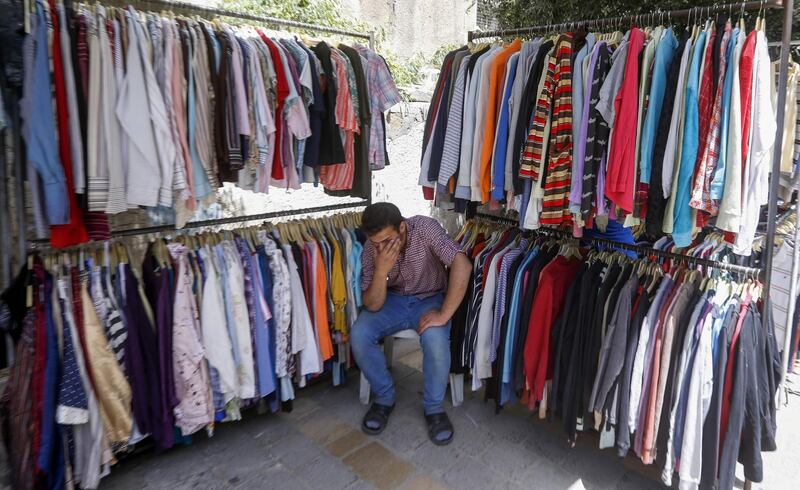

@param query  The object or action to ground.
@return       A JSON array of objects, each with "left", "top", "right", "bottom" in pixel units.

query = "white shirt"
[
  {"left": 678, "top": 309, "right": 714, "bottom": 490},
  {"left": 456, "top": 51, "right": 490, "bottom": 197},
  {"left": 471, "top": 49, "right": 501, "bottom": 202},
  {"left": 199, "top": 247, "right": 239, "bottom": 404},
  {"left": 734, "top": 30, "right": 776, "bottom": 256},
  {"left": 472, "top": 243, "right": 513, "bottom": 389},
  {"left": 505, "top": 40, "right": 541, "bottom": 194},
  {"left": 283, "top": 244, "right": 323, "bottom": 376},
  {"left": 223, "top": 242, "right": 256, "bottom": 399},
  {"left": 717, "top": 31, "right": 747, "bottom": 232},
  {"left": 117, "top": 8, "right": 174, "bottom": 208}
]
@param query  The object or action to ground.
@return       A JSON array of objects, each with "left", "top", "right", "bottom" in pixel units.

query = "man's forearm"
[
  {"left": 440, "top": 252, "right": 472, "bottom": 319},
  {"left": 363, "top": 271, "right": 389, "bottom": 312}
]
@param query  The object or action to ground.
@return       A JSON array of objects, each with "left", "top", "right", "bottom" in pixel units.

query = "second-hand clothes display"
[
  {"left": 0, "top": 212, "right": 366, "bottom": 490},
  {"left": 20, "top": 0, "right": 400, "bottom": 247},
  {"left": 420, "top": 13, "right": 796, "bottom": 258},
  {"left": 449, "top": 218, "right": 779, "bottom": 490}
]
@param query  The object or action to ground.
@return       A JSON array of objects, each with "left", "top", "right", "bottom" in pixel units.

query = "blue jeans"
[{"left": 351, "top": 292, "right": 451, "bottom": 415}]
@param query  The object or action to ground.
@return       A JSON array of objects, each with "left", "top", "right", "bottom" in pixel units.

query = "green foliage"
[
  {"left": 490, "top": 0, "right": 800, "bottom": 42},
  {"left": 219, "top": 0, "right": 370, "bottom": 34},
  {"left": 430, "top": 43, "right": 461, "bottom": 69}
]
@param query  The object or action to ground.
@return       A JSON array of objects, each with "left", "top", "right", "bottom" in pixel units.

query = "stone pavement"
[{"left": 52, "top": 341, "right": 800, "bottom": 489}]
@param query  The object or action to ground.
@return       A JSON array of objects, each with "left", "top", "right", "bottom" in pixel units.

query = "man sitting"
[{"left": 351, "top": 202, "right": 471, "bottom": 446}]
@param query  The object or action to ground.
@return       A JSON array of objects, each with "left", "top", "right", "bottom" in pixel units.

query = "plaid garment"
[
  {"left": 691, "top": 24, "right": 732, "bottom": 217},
  {"left": 540, "top": 34, "right": 574, "bottom": 226},
  {"left": 691, "top": 26, "right": 717, "bottom": 201},
  {"left": 354, "top": 44, "right": 401, "bottom": 170},
  {"left": 360, "top": 215, "right": 461, "bottom": 298},
  {"left": 519, "top": 50, "right": 556, "bottom": 181}
]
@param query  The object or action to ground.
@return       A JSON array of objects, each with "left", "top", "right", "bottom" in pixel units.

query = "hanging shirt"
[
  {"left": 734, "top": 29, "right": 776, "bottom": 256},
  {"left": 640, "top": 28, "right": 678, "bottom": 185},
  {"left": 710, "top": 28, "right": 741, "bottom": 202},
  {"left": 717, "top": 29, "right": 757, "bottom": 234},
  {"left": 490, "top": 53, "right": 520, "bottom": 201},
  {"left": 604, "top": 27, "right": 645, "bottom": 214},
  {"left": 480, "top": 39, "right": 522, "bottom": 203},
  {"left": 438, "top": 54, "right": 471, "bottom": 188},
  {"left": 670, "top": 30, "right": 708, "bottom": 247},
  {"left": 22, "top": 3, "right": 68, "bottom": 225},
  {"left": 690, "top": 23, "right": 733, "bottom": 217},
  {"left": 354, "top": 44, "right": 402, "bottom": 170}
]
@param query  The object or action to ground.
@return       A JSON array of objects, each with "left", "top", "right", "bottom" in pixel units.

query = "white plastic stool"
[{"left": 358, "top": 329, "right": 464, "bottom": 407}]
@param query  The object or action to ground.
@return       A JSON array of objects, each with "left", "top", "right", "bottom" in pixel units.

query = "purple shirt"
[
  {"left": 570, "top": 41, "right": 606, "bottom": 211},
  {"left": 361, "top": 215, "right": 461, "bottom": 298}
]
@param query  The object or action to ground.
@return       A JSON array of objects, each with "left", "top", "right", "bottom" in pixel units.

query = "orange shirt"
[
  {"left": 479, "top": 39, "right": 522, "bottom": 202},
  {"left": 313, "top": 243, "right": 334, "bottom": 361}
]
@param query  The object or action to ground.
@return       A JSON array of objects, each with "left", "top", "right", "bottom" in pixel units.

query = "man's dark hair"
[{"left": 360, "top": 202, "right": 403, "bottom": 235}]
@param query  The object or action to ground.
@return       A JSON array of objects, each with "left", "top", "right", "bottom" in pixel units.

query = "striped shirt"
[
  {"left": 489, "top": 241, "right": 527, "bottom": 363},
  {"left": 519, "top": 50, "right": 556, "bottom": 181},
  {"left": 540, "top": 34, "right": 574, "bottom": 226},
  {"left": 320, "top": 49, "right": 358, "bottom": 191},
  {"left": 438, "top": 54, "right": 471, "bottom": 187}
]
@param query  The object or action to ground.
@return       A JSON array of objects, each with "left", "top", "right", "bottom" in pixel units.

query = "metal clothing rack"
[
  {"left": 468, "top": 0, "right": 785, "bottom": 42},
  {"left": 468, "top": 3, "right": 795, "bottom": 486},
  {"left": 27, "top": 201, "right": 368, "bottom": 249},
  {"left": 83, "top": 0, "right": 376, "bottom": 45},
  {"left": 467, "top": 0, "right": 793, "bottom": 320},
  {"left": 473, "top": 212, "right": 763, "bottom": 277},
  {"left": 24, "top": 0, "right": 377, "bottom": 251}
]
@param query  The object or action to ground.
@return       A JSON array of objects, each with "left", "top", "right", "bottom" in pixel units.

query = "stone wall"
[{"left": 339, "top": 0, "right": 477, "bottom": 60}]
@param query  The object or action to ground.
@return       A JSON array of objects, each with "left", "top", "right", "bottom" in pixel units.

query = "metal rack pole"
[
  {"left": 779, "top": 204, "right": 800, "bottom": 407},
  {"left": 110, "top": 0, "right": 372, "bottom": 39},
  {"left": 24, "top": 0, "right": 378, "bottom": 251},
  {"left": 27, "top": 200, "right": 369, "bottom": 249},
  {"left": 474, "top": 213, "right": 763, "bottom": 277},
  {"left": 468, "top": 0, "right": 785, "bottom": 42},
  {"left": 763, "top": 0, "right": 795, "bottom": 341}
]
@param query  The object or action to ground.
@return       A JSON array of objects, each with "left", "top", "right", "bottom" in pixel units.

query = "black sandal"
[
  {"left": 425, "top": 412, "right": 454, "bottom": 446},
  {"left": 362, "top": 402, "right": 394, "bottom": 435}
]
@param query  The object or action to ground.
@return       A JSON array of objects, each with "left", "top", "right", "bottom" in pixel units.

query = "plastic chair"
[{"left": 358, "top": 329, "right": 464, "bottom": 407}]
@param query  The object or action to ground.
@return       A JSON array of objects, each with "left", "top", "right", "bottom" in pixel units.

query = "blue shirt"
[
  {"left": 500, "top": 246, "right": 539, "bottom": 405},
  {"left": 710, "top": 29, "right": 739, "bottom": 200},
  {"left": 349, "top": 230, "right": 363, "bottom": 307},
  {"left": 584, "top": 219, "right": 637, "bottom": 258},
  {"left": 248, "top": 249, "right": 276, "bottom": 398},
  {"left": 491, "top": 53, "right": 520, "bottom": 201},
  {"left": 25, "top": 3, "right": 69, "bottom": 225},
  {"left": 187, "top": 32, "right": 214, "bottom": 201},
  {"left": 640, "top": 28, "right": 678, "bottom": 184},
  {"left": 215, "top": 245, "right": 242, "bottom": 368},
  {"left": 673, "top": 30, "right": 708, "bottom": 247}
]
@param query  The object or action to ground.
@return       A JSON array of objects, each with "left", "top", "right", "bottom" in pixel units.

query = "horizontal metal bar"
[
  {"left": 474, "top": 213, "right": 763, "bottom": 277},
  {"left": 28, "top": 200, "right": 369, "bottom": 249},
  {"left": 102, "top": 0, "right": 373, "bottom": 40},
  {"left": 768, "top": 40, "right": 800, "bottom": 47},
  {"left": 469, "top": 0, "right": 784, "bottom": 42}
]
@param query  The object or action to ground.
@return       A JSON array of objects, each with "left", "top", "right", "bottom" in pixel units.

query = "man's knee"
[
  {"left": 420, "top": 327, "right": 450, "bottom": 358},
  {"left": 351, "top": 311, "right": 379, "bottom": 350}
]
